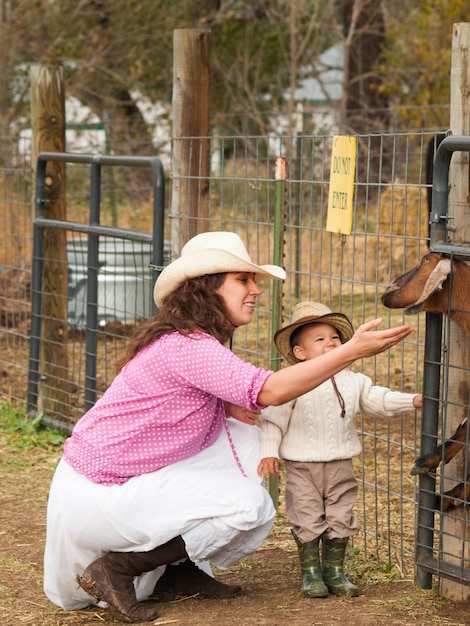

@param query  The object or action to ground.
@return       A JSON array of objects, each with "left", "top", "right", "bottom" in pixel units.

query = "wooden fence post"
[
  {"left": 440, "top": 22, "right": 470, "bottom": 601},
  {"left": 30, "top": 63, "right": 70, "bottom": 420},
  {"left": 171, "top": 29, "right": 211, "bottom": 258}
]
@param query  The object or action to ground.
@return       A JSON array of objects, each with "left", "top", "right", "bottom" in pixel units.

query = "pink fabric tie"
[{"left": 223, "top": 416, "right": 247, "bottom": 477}]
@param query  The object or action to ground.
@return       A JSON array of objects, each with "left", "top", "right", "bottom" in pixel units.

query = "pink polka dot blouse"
[{"left": 63, "top": 331, "right": 272, "bottom": 485}]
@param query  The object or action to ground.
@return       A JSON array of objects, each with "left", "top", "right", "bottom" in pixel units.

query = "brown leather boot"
[
  {"left": 76, "top": 536, "right": 187, "bottom": 623},
  {"left": 151, "top": 558, "right": 242, "bottom": 600}
]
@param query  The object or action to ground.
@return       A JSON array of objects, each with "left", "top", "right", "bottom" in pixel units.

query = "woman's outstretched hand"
[{"left": 348, "top": 318, "right": 414, "bottom": 357}]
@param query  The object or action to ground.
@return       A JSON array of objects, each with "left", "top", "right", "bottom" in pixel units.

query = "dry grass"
[{"left": 2, "top": 430, "right": 470, "bottom": 626}]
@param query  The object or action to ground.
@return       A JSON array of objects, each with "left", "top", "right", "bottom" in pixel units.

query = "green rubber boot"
[
  {"left": 322, "top": 537, "right": 361, "bottom": 597},
  {"left": 291, "top": 530, "right": 329, "bottom": 598}
]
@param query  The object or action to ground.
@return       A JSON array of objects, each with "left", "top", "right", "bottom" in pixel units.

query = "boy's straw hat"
[
  {"left": 275, "top": 301, "right": 354, "bottom": 364},
  {"left": 154, "top": 231, "right": 286, "bottom": 306}
]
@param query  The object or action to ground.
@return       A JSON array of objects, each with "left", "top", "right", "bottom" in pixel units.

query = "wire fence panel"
[
  {"left": 170, "top": 132, "right": 433, "bottom": 572},
  {"left": 0, "top": 129, "right": 440, "bottom": 577},
  {"left": 27, "top": 153, "right": 166, "bottom": 428},
  {"left": 1, "top": 136, "right": 33, "bottom": 408}
]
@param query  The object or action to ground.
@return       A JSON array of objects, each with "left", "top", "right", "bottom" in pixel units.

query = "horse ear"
[{"left": 414, "top": 259, "right": 452, "bottom": 306}]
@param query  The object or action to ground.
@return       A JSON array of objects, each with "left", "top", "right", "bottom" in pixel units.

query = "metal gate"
[
  {"left": 415, "top": 135, "right": 470, "bottom": 588},
  {"left": 27, "top": 152, "right": 166, "bottom": 426}
]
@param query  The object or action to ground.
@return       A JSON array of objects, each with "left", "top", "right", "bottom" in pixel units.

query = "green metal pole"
[{"left": 268, "top": 157, "right": 288, "bottom": 509}]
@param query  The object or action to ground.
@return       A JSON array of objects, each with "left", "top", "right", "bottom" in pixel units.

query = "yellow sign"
[{"left": 326, "top": 136, "right": 357, "bottom": 235}]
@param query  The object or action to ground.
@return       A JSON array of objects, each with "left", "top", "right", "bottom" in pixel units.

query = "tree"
[
  {"left": 1, "top": 1, "right": 343, "bottom": 144},
  {"left": 3, "top": 0, "right": 465, "bottom": 150},
  {"left": 379, "top": 0, "right": 468, "bottom": 130},
  {"left": 341, "top": 0, "right": 389, "bottom": 133}
]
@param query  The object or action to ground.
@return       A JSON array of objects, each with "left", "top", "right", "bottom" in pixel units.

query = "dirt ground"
[{"left": 2, "top": 434, "right": 470, "bottom": 626}]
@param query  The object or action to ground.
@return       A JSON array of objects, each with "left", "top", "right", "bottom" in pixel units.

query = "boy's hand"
[
  {"left": 257, "top": 457, "right": 279, "bottom": 477},
  {"left": 413, "top": 394, "right": 423, "bottom": 409}
]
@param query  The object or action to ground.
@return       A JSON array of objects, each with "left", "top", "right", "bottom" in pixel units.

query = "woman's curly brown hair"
[{"left": 115, "top": 273, "right": 234, "bottom": 371}]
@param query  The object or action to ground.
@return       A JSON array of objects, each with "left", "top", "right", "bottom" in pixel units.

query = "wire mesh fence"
[
  {"left": 1, "top": 135, "right": 34, "bottom": 408},
  {"left": 0, "top": 127, "right": 442, "bottom": 579}
]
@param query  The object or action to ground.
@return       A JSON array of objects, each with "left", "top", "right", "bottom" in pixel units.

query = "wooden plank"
[
  {"left": 171, "top": 29, "right": 211, "bottom": 257},
  {"left": 440, "top": 22, "right": 470, "bottom": 601}
]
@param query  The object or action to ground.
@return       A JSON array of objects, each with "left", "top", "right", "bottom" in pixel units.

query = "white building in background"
[
  {"left": 266, "top": 42, "right": 343, "bottom": 158},
  {"left": 293, "top": 42, "right": 343, "bottom": 105},
  {"left": 293, "top": 42, "right": 343, "bottom": 133}
]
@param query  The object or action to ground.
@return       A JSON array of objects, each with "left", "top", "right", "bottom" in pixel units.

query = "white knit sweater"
[{"left": 259, "top": 369, "right": 417, "bottom": 462}]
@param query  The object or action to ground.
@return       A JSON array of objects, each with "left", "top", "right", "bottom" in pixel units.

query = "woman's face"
[{"left": 216, "top": 272, "right": 262, "bottom": 327}]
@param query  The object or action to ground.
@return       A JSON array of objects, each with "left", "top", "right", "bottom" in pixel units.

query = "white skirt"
[{"left": 43, "top": 420, "right": 276, "bottom": 611}]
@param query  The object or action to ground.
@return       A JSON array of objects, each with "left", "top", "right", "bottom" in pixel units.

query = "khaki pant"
[{"left": 284, "top": 459, "right": 360, "bottom": 543}]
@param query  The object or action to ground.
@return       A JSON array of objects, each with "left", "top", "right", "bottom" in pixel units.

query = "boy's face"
[{"left": 292, "top": 322, "right": 342, "bottom": 362}]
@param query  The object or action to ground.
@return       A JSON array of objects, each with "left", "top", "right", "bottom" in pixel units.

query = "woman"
[{"left": 44, "top": 231, "right": 414, "bottom": 623}]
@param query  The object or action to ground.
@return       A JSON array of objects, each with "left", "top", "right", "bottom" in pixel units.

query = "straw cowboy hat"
[
  {"left": 154, "top": 231, "right": 286, "bottom": 306},
  {"left": 275, "top": 301, "right": 354, "bottom": 365}
]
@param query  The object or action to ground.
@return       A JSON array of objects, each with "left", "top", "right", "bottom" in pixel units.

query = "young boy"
[{"left": 258, "top": 301, "right": 422, "bottom": 598}]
